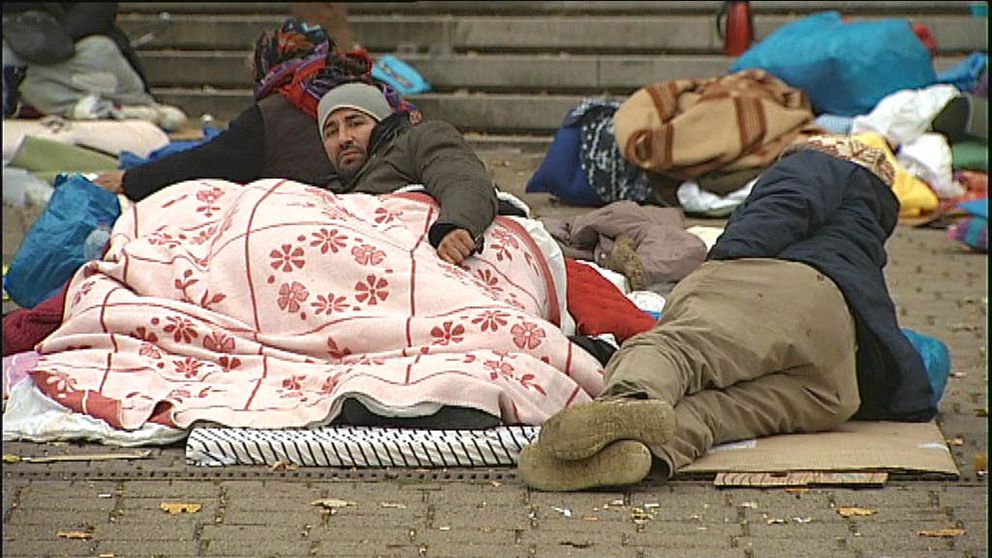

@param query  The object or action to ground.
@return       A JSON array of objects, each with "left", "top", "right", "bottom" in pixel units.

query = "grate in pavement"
[{"left": 4, "top": 467, "right": 521, "bottom": 483}]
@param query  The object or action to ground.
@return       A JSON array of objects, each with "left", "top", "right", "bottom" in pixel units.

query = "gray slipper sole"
[
  {"left": 517, "top": 439, "right": 652, "bottom": 492},
  {"left": 539, "top": 399, "right": 676, "bottom": 461}
]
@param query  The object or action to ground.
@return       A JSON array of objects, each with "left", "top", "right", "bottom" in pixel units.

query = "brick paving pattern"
[{"left": 2, "top": 149, "right": 987, "bottom": 557}]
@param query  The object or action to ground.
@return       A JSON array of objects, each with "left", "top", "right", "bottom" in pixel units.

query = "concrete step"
[
  {"left": 154, "top": 89, "right": 593, "bottom": 134},
  {"left": 118, "top": 13, "right": 988, "bottom": 54},
  {"left": 139, "top": 51, "right": 970, "bottom": 93},
  {"left": 120, "top": 2, "right": 980, "bottom": 16}
]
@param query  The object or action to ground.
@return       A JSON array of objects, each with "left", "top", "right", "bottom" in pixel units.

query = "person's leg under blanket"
[
  {"left": 18, "top": 36, "right": 153, "bottom": 117},
  {"left": 520, "top": 259, "right": 860, "bottom": 490}
]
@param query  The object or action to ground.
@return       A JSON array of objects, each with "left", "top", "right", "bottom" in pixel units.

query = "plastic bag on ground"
[{"left": 5, "top": 173, "right": 120, "bottom": 308}]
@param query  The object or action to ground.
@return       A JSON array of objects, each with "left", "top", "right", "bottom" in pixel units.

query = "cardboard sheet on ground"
[
  {"left": 185, "top": 420, "right": 958, "bottom": 478},
  {"left": 679, "top": 420, "right": 959, "bottom": 477}
]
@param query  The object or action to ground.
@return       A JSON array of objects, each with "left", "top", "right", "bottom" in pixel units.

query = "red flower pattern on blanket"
[{"left": 30, "top": 180, "right": 603, "bottom": 431}]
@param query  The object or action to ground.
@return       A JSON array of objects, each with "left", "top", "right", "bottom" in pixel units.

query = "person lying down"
[{"left": 2, "top": 83, "right": 605, "bottom": 443}]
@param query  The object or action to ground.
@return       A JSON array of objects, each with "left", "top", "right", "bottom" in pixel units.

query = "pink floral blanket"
[{"left": 29, "top": 180, "right": 604, "bottom": 432}]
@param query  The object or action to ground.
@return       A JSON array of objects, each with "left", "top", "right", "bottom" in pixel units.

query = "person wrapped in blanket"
[
  {"left": 92, "top": 17, "right": 419, "bottom": 200},
  {"left": 519, "top": 135, "right": 938, "bottom": 491}
]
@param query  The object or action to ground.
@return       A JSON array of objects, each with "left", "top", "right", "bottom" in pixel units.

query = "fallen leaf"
[
  {"left": 973, "top": 454, "right": 987, "bottom": 475},
  {"left": 918, "top": 527, "right": 966, "bottom": 537},
  {"left": 739, "top": 501, "right": 758, "bottom": 509},
  {"left": 160, "top": 502, "right": 202, "bottom": 514},
  {"left": 550, "top": 506, "right": 572, "bottom": 518},
  {"left": 269, "top": 460, "right": 298, "bottom": 471},
  {"left": 490, "top": 481, "right": 502, "bottom": 488},
  {"left": 56, "top": 529, "right": 94, "bottom": 539},
  {"left": 766, "top": 518, "right": 787, "bottom": 525},
  {"left": 311, "top": 498, "right": 355, "bottom": 509},
  {"left": 630, "top": 507, "right": 654, "bottom": 524},
  {"left": 837, "top": 507, "right": 875, "bottom": 517},
  {"left": 380, "top": 502, "right": 407, "bottom": 509},
  {"left": 792, "top": 517, "right": 813, "bottom": 524},
  {"left": 946, "top": 437, "right": 965, "bottom": 446}
]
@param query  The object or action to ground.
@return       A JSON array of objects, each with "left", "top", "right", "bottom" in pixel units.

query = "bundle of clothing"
[
  {"left": 251, "top": 18, "right": 420, "bottom": 122},
  {"left": 527, "top": 70, "right": 821, "bottom": 213},
  {"left": 613, "top": 69, "right": 821, "bottom": 199}
]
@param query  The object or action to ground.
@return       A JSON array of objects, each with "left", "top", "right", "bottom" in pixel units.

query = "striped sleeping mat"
[{"left": 186, "top": 425, "right": 540, "bottom": 468}]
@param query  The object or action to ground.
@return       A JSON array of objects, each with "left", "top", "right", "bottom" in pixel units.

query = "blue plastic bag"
[
  {"left": 372, "top": 55, "right": 430, "bottom": 95},
  {"left": 936, "top": 52, "right": 988, "bottom": 92},
  {"left": 119, "top": 126, "right": 222, "bottom": 169},
  {"left": 902, "top": 328, "right": 952, "bottom": 406},
  {"left": 5, "top": 173, "right": 121, "bottom": 308},
  {"left": 731, "top": 12, "right": 937, "bottom": 116}
]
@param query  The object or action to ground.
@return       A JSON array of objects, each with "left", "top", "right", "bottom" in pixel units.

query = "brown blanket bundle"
[{"left": 614, "top": 69, "right": 822, "bottom": 191}]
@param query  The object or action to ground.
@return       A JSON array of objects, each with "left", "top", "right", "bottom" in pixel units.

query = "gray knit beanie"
[{"left": 317, "top": 83, "right": 392, "bottom": 140}]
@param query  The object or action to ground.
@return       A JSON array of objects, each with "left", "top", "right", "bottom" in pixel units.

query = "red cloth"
[
  {"left": 2, "top": 288, "right": 66, "bottom": 356},
  {"left": 911, "top": 23, "right": 938, "bottom": 56},
  {"left": 565, "top": 258, "right": 656, "bottom": 342}
]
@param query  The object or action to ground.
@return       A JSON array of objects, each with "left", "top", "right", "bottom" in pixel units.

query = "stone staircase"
[{"left": 118, "top": 1, "right": 988, "bottom": 141}]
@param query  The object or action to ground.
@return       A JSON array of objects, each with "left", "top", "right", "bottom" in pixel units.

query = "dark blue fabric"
[
  {"left": 731, "top": 11, "right": 936, "bottom": 116},
  {"left": 6, "top": 173, "right": 121, "bottom": 308},
  {"left": 118, "top": 126, "right": 222, "bottom": 170},
  {"left": 709, "top": 150, "right": 936, "bottom": 422},
  {"left": 526, "top": 119, "right": 603, "bottom": 206}
]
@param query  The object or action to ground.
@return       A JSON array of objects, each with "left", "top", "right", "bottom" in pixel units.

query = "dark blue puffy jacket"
[{"left": 709, "top": 149, "right": 936, "bottom": 422}]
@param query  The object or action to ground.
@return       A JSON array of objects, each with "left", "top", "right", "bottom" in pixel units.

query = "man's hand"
[
  {"left": 437, "top": 228, "right": 477, "bottom": 265},
  {"left": 92, "top": 171, "right": 125, "bottom": 195}
]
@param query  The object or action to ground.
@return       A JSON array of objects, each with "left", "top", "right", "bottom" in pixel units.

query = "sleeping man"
[
  {"left": 518, "top": 135, "right": 938, "bottom": 491},
  {"left": 3, "top": 84, "right": 606, "bottom": 443}
]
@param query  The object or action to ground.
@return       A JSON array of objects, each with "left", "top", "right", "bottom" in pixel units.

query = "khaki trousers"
[{"left": 602, "top": 259, "right": 859, "bottom": 472}]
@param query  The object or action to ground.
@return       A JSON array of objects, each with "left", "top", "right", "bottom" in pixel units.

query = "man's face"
[{"left": 322, "top": 108, "right": 377, "bottom": 180}]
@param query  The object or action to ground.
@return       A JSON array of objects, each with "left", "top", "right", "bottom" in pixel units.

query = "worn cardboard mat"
[
  {"left": 185, "top": 420, "right": 959, "bottom": 481},
  {"left": 679, "top": 420, "right": 960, "bottom": 479}
]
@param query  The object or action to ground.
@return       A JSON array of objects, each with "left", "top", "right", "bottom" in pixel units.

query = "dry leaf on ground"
[
  {"left": 836, "top": 507, "right": 876, "bottom": 517},
  {"left": 160, "top": 502, "right": 202, "bottom": 514},
  {"left": 974, "top": 454, "right": 987, "bottom": 474},
  {"left": 311, "top": 498, "right": 355, "bottom": 509},
  {"left": 918, "top": 527, "right": 967, "bottom": 537},
  {"left": 56, "top": 529, "right": 94, "bottom": 539}
]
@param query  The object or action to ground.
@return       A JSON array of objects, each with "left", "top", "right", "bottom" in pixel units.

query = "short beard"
[{"left": 334, "top": 154, "right": 366, "bottom": 183}]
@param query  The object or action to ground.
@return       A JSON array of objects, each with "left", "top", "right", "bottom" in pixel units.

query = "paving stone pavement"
[{"left": 2, "top": 148, "right": 987, "bottom": 557}]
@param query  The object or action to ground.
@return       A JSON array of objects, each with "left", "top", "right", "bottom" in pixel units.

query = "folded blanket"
[
  {"left": 27, "top": 180, "right": 605, "bottom": 434},
  {"left": 613, "top": 69, "right": 820, "bottom": 182}
]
